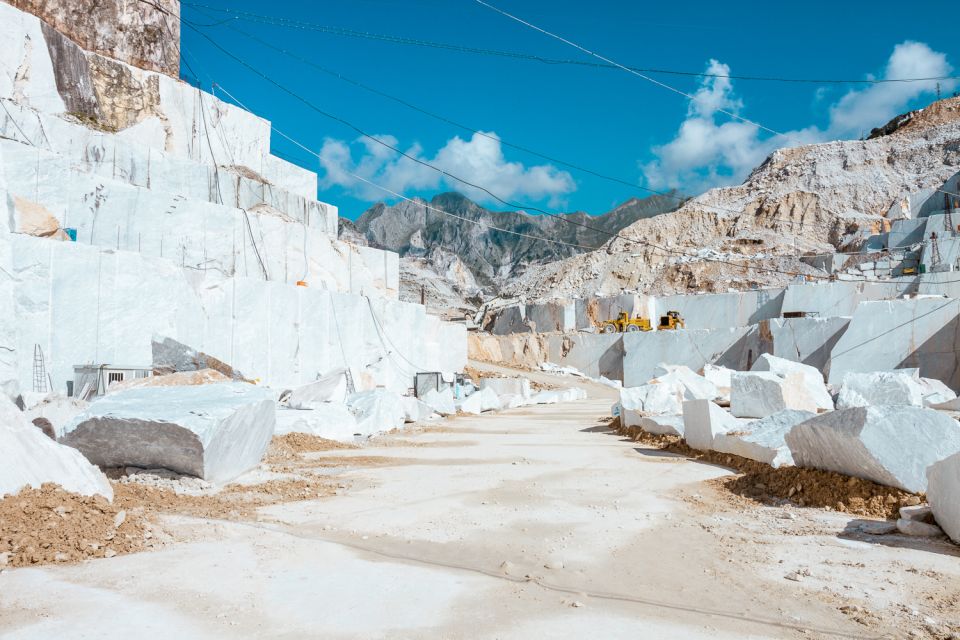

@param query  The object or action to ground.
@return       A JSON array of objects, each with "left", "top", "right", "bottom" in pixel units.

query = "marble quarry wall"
[
  {"left": 0, "top": 1, "right": 464, "bottom": 398},
  {"left": 8, "top": 234, "right": 463, "bottom": 395},
  {"left": 828, "top": 297, "right": 960, "bottom": 388}
]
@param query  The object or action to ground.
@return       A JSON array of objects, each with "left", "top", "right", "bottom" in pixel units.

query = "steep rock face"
[
  {"left": 509, "top": 97, "right": 960, "bottom": 299},
  {"left": 341, "top": 191, "right": 679, "bottom": 304},
  {"left": 3, "top": 0, "right": 180, "bottom": 77}
]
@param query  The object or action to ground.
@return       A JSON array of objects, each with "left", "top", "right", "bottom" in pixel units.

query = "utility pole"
[
  {"left": 930, "top": 232, "right": 942, "bottom": 267},
  {"left": 946, "top": 193, "right": 955, "bottom": 236}
]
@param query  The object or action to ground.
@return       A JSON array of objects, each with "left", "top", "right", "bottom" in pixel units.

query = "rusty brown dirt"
[{"left": 614, "top": 417, "right": 917, "bottom": 519}]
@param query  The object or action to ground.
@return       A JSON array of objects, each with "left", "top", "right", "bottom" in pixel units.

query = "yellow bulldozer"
[{"left": 599, "top": 310, "right": 685, "bottom": 333}]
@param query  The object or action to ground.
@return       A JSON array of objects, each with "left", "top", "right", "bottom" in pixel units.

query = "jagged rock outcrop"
[
  {"left": 340, "top": 191, "right": 680, "bottom": 308},
  {"left": 4, "top": 0, "right": 179, "bottom": 76},
  {"left": 506, "top": 97, "right": 960, "bottom": 299}
]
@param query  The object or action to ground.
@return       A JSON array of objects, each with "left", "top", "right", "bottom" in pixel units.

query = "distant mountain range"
[{"left": 338, "top": 192, "right": 683, "bottom": 303}]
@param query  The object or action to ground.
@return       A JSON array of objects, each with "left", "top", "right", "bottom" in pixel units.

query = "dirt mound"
[
  {"left": 114, "top": 476, "right": 337, "bottom": 521},
  {"left": 1, "top": 435, "right": 348, "bottom": 568},
  {"left": 266, "top": 434, "right": 357, "bottom": 465},
  {"left": 618, "top": 422, "right": 916, "bottom": 519},
  {"left": 720, "top": 466, "right": 914, "bottom": 519},
  {"left": 107, "top": 368, "right": 230, "bottom": 394},
  {"left": 0, "top": 484, "right": 151, "bottom": 568}
]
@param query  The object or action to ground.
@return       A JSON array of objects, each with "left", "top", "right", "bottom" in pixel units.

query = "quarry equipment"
[
  {"left": 658, "top": 311, "right": 686, "bottom": 330},
  {"left": 599, "top": 311, "right": 685, "bottom": 333},
  {"left": 600, "top": 312, "right": 651, "bottom": 333}
]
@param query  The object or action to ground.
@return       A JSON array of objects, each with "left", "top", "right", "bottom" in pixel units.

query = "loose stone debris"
[{"left": 3, "top": 1, "right": 960, "bottom": 637}]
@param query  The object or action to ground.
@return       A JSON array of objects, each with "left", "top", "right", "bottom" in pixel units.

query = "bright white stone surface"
[
  {"left": 0, "top": 396, "right": 112, "bottom": 499},
  {"left": 927, "top": 451, "right": 960, "bottom": 543},
  {"left": 835, "top": 371, "right": 925, "bottom": 409},
  {"left": 767, "top": 316, "right": 850, "bottom": 373},
  {"left": 702, "top": 364, "right": 733, "bottom": 401},
  {"left": 712, "top": 409, "right": 814, "bottom": 468},
  {"left": 619, "top": 382, "right": 685, "bottom": 419},
  {"left": 0, "top": 1, "right": 467, "bottom": 408},
  {"left": 751, "top": 354, "right": 833, "bottom": 412},
  {"left": 652, "top": 288, "right": 785, "bottom": 331},
  {"left": 682, "top": 400, "right": 742, "bottom": 451},
  {"left": 346, "top": 389, "right": 406, "bottom": 437},
  {"left": 785, "top": 406, "right": 960, "bottom": 493},
  {"left": 274, "top": 404, "right": 358, "bottom": 442},
  {"left": 0, "top": 146, "right": 18, "bottom": 398},
  {"left": 400, "top": 396, "right": 436, "bottom": 423},
  {"left": 730, "top": 371, "right": 819, "bottom": 418},
  {"left": 895, "top": 518, "right": 944, "bottom": 537},
  {"left": 919, "top": 377, "right": 956, "bottom": 407},
  {"left": 479, "top": 377, "right": 531, "bottom": 399},
  {"left": 622, "top": 328, "right": 751, "bottom": 387},
  {"left": 286, "top": 370, "right": 347, "bottom": 409},
  {"left": 528, "top": 388, "right": 587, "bottom": 405},
  {"left": 478, "top": 387, "right": 502, "bottom": 412},
  {"left": 638, "top": 415, "right": 684, "bottom": 437},
  {"left": 455, "top": 392, "right": 483, "bottom": 415},
  {"left": 827, "top": 298, "right": 960, "bottom": 387},
  {"left": 24, "top": 395, "right": 89, "bottom": 438},
  {"left": 421, "top": 388, "right": 456, "bottom": 416},
  {"left": 653, "top": 366, "right": 718, "bottom": 401},
  {"left": 61, "top": 383, "right": 274, "bottom": 484},
  {"left": 6, "top": 236, "right": 465, "bottom": 397}
]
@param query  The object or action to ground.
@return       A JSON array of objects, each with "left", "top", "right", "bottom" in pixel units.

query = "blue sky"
[{"left": 180, "top": 0, "right": 958, "bottom": 219}]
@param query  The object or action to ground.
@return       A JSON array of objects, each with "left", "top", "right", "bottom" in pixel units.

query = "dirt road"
[{"left": 2, "top": 371, "right": 958, "bottom": 638}]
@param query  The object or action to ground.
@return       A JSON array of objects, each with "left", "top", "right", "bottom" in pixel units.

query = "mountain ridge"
[{"left": 338, "top": 191, "right": 683, "bottom": 311}]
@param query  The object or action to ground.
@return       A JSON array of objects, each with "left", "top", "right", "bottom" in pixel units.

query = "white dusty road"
[{"left": 2, "top": 368, "right": 959, "bottom": 639}]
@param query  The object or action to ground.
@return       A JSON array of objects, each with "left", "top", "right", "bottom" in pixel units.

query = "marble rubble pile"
[{"left": 615, "top": 354, "right": 960, "bottom": 542}]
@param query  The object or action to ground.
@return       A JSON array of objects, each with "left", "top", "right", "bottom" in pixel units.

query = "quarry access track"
[{"left": 1, "top": 366, "right": 958, "bottom": 639}]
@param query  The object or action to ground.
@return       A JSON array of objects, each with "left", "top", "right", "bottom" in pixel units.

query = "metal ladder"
[{"left": 32, "top": 344, "right": 48, "bottom": 393}]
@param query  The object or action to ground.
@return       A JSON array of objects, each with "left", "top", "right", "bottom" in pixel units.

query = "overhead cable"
[
  {"left": 187, "top": 15, "right": 874, "bottom": 238},
  {"left": 181, "top": 20, "right": 852, "bottom": 280},
  {"left": 180, "top": 2, "right": 960, "bottom": 85},
  {"left": 473, "top": 0, "right": 788, "bottom": 140}
]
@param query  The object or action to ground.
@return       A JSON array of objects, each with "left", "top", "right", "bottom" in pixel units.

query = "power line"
[
  {"left": 141, "top": 0, "right": 614, "bottom": 256},
  {"left": 179, "top": 18, "right": 858, "bottom": 280},
  {"left": 190, "top": 11, "right": 670, "bottom": 198},
  {"left": 474, "top": 0, "right": 788, "bottom": 141},
  {"left": 189, "top": 12, "right": 850, "bottom": 236},
  {"left": 214, "top": 84, "right": 599, "bottom": 252},
  {"left": 211, "top": 80, "right": 830, "bottom": 283},
  {"left": 179, "top": 2, "right": 960, "bottom": 86},
  {"left": 829, "top": 298, "right": 958, "bottom": 360},
  {"left": 159, "top": 2, "right": 930, "bottom": 285}
]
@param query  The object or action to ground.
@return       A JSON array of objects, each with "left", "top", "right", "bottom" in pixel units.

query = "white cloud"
[
  {"left": 642, "top": 42, "right": 955, "bottom": 193},
  {"left": 641, "top": 60, "right": 781, "bottom": 193},
  {"left": 318, "top": 131, "right": 575, "bottom": 206},
  {"left": 827, "top": 41, "right": 954, "bottom": 137}
]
